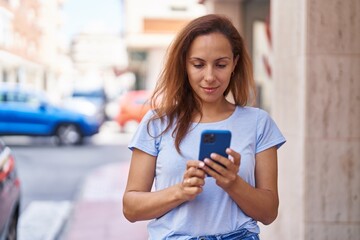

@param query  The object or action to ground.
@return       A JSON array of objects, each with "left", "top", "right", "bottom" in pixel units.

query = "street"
[{"left": 2, "top": 122, "right": 145, "bottom": 239}]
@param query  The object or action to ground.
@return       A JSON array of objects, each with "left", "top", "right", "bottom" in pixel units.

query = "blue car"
[{"left": 0, "top": 84, "right": 101, "bottom": 145}]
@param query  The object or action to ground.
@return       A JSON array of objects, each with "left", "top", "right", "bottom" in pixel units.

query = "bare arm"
[
  {"left": 202, "top": 146, "right": 279, "bottom": 225},
  {"left": 122, "top": 148, "right": 206, "bottom": 222}
]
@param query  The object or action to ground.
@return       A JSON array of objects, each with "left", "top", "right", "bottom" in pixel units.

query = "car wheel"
[
  {"left": 6, "top": 208, "right": 18, "bottom": 240},
  {"left": 55, "top": 124, "right": 83, "bottom": 145}
]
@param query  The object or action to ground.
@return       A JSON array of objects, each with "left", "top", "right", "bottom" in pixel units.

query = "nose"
[{"left": 204, "top": 66, "right": 215, "bottom": 82}]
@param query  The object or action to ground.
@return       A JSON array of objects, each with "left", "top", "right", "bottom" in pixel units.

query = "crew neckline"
[{"left": 191, "top": 106, "right": 239, "bottom": 126}]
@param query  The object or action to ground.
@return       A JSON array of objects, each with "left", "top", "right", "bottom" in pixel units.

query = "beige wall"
[
  {"left": 203, "top": 0, "right": 243, "bottom": 33},
  {"left": 268, "top": 0, "right": 360, "bottom": 239}
]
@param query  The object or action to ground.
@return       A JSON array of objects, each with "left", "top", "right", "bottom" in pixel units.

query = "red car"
[
  {"left": 0, "top": 139, "right": 21, "bottom": 240},
  {"left": 115, "top": 90, "right": 152, "bottom": 132}
]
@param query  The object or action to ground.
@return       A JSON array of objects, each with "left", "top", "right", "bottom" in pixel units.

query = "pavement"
[
  {"left": 61, "top": 122, "right": 149, "bottom": 240},
  {"left": 61, "top": 161, "right": 149, "bottom": 240},
  {"left": 16, "top": 121, "right": 149, "bottom": 240}
]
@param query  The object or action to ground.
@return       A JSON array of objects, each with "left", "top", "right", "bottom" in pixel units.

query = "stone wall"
[{"left": 265, "top": 0, "right": 360, "bottom": 239}]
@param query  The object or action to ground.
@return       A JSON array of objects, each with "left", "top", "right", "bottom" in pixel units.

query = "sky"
[{"left": 62, "top": 0, "right": 123, "bottom": 43}]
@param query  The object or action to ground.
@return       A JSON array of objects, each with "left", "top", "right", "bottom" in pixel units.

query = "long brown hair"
[{"left": 149, "top": 14, "right": 256, "bottom": 153}]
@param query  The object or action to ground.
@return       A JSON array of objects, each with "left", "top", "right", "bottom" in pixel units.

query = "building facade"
[
  {"left": 0, "top": 0, "right": 65, "bottom": 99},
  {"left": 68, "top": 29, "right": 129, "bottom": 98},
  {"left": 123, "top": 0, "right": 206, "bottom": 90}
]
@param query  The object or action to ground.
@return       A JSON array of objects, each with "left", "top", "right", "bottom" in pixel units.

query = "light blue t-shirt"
[{"left": 128, "top": 106, "right": 286, "bottom": 240}]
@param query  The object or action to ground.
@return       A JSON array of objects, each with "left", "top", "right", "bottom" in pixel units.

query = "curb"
[{"left": 18, "top": 201, "right": 72, "bottom": 240}]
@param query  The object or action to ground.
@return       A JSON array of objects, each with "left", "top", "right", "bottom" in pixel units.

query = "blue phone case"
[{"left": 198, "top": 130, "right": 232, "bottom": 161}]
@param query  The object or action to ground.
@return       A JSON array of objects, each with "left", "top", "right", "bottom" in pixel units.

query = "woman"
[{"left": 123, "top": 14, "right": 286, "bottom": 240}]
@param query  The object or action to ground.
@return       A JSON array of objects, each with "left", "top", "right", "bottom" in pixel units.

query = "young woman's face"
[{"left": 186, "top": 32, "right": 238, "bottom": 105}]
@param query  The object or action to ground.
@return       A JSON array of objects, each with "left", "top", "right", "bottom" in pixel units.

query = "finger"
[
  {"left": 180, "top": 180, "right": 203, "bottom": 200},
  {"left": 189, "top": 167, "right": 206, "bottom": 179},
  {"left": 209, "top": 153, "right": 232, "bottom": 169},
  {"left": 226, "top": 148, "right": 241, "bottom": 167},
  {"left": 201, "top": 160, "right": 225, "bottom": 180},
  {"left": 182, "top": 178, "right": 191, "bottom": 186},
  {"left": 186, "top": 160, "right": 206, "bottom": 169},
  {"left": 204, "top": 158, "right": 227, "bottom": 176},
  {"left": 185, "top": 165, "right": 206, "bottom": 178},
  {"left": 183, "top": 177, "right": 205, "bottom": 187},
  {"left": 189, "top": 177, "right": 205, "bottom": 187}
]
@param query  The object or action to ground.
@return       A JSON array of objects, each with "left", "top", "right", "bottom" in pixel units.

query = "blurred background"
[{"left": 0, "top": 0, "right": 358, "bottom": 240}]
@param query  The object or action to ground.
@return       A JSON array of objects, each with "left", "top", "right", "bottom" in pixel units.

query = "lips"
[{"left": 202, "top": 87, "right": 218, "bottom": 94}]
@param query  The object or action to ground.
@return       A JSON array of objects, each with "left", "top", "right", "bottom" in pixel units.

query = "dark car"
[
  {"left": 0, "top": 84, "right": 101, "bottom": 145},
  {"left": 0, "top": 138, "right": 21, "bottom": 240}
]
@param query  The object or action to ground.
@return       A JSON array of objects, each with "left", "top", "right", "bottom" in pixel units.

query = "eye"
[
  {"left": 216, "top": 64, "right": 227, "bottom": 68},
  {"left": 193, "top": 63, "right": 204, "bottom": 69}
]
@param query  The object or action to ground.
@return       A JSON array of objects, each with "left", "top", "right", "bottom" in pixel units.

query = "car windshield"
[
  {"left": 72, "top": 89, "right": 105, "bottom": 99},
  {"left": 0, "top": 87, "right": 48, "bottom": 105}
]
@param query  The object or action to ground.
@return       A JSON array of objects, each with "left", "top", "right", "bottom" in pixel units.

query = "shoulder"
[
  {"left": 235, "top": 106, "right": 269, "bottom": 118},
  {"left": 142, "top": 109, "right": 162, "bottom": 125},
  {"left": 232, "top": 106, "right": 274, "bottom": 130},
  {"left": 143, "top": 109, "right": 157, "bottom": 120},
  {"left": 141, "top": 109, "right": 171, "bottom": 134}
]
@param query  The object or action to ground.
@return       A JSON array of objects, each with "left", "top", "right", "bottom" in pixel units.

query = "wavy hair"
[{"left": 149, "top": 14, "right": 256, "bottom": 153}]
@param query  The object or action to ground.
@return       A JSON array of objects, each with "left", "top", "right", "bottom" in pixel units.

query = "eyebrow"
[{"left": 188, "top": 56, "right": 232, "bottom": 61}]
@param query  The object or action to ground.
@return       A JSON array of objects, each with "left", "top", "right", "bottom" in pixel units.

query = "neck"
[{"left": 194, "top": 98, "right": 235, "bottom": 123}]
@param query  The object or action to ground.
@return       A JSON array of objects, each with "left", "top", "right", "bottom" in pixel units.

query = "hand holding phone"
[{"left": 198, "top": 130, "right": 232, "bottom": 172}]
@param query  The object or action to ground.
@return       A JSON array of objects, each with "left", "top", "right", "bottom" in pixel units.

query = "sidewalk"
[{"left": 62, "top": 161, "right": 149, "bottom": 240}]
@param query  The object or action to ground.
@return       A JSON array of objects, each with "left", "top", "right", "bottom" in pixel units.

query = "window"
[{"left": 0, "top": 8, "right": 13, "bottom": 48}]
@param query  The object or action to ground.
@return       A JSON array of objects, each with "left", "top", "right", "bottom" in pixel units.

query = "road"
[{"left": 2, "top": 122, "right": 136, "bottom": 240}]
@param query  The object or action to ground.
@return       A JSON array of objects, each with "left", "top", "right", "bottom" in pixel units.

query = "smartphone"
[{"left": 198, "top": 130, "right": 232, "bottom": 164}]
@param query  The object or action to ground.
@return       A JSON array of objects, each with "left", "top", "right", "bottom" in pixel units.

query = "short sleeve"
[
  {"left": 255, "top": 109, "right": 286, "bottom": 153},
  {"left": 128, "top": 110, "right": 162, "bottom": 156}
]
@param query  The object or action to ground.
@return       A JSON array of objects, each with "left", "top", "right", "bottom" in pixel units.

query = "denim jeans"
[{"left": 188, "top": 228, "right": 259, "bottom": 240}]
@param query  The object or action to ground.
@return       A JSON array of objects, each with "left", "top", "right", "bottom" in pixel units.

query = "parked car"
[
  {"left": 63, "top": 87, "right": 107, "bottom": 124},
  {"left": 115, "top": 90, "right": 152, "bottom": 132},
  {"left": 0, "top": 138, "right": 21, "bottom": 240},
  {"left": 0, "top": 84, "right": 101, "bottom": 145}
]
